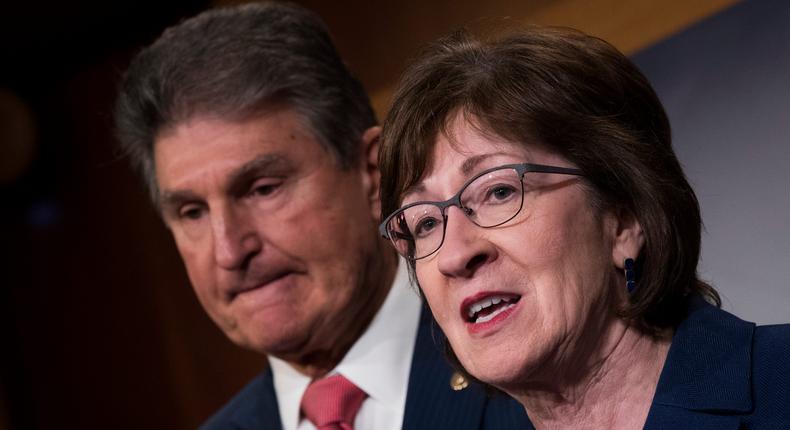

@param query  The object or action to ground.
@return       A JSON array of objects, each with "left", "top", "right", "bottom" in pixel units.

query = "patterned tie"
[{"left": 300, "top": 374, "right": 367, "bottom": 430}]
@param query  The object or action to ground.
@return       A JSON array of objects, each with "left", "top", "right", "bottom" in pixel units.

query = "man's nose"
[
  {"left": 210, "top": 205, "right": 262, "bottom": 271},
  {"left": 436, "top": 206, "right": 497, "bottom": 279}
]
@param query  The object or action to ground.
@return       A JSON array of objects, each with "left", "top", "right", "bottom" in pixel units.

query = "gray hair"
[{"left": 114, "top": 1, "right": 376, "bottom": 203}]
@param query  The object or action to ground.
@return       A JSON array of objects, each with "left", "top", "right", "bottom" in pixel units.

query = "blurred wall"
[
  {"left": 633, "top": 0, "right": 790, "bottom": 324},
  {"left": 288, "top": 0, "right": 740, "bottom": 117}
]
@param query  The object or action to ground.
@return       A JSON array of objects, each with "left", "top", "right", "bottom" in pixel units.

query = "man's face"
[{"left": 154, "top": 109, "right": 388, "bottom": 364}]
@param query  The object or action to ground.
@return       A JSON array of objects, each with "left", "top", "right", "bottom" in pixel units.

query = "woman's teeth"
[{"left": 467, "top": 295, "right": 519, "bottom": 323}]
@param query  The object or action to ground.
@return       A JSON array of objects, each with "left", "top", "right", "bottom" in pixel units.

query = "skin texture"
[
  {"left": 406, "top": 112, "right": 669, "bottom": 428},
  {"left": 154, "top": 108, "right": 395, "bottom": 377}
]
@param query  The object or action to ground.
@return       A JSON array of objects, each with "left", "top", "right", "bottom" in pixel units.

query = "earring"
[{"left": 624, "top": 258, "right": 636, "bottom": 293}]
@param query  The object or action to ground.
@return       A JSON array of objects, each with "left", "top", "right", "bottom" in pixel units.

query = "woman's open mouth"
[{"left": 462, "top": 293, "right": 522, "bottom": 324}]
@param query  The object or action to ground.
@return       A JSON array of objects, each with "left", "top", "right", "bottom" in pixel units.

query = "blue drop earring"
[{"left": 624, "top": 258, "right": 636, "bottom": 293}]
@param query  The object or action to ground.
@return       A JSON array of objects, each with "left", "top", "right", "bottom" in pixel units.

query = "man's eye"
[
  {"left": 179, "top": 206, "right": 205, "bottom": 220},
  {"left": 254, "top": 185, "right": 275, "bottom": 196},
  {"left": 250, "top": 180, "right": 283, "bottom": 197}
]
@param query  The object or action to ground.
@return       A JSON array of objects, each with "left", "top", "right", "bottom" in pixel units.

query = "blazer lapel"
[
  {"left": 645, "top": 297, "right": 755, "bottom": 429},
  {"left": 644, "top": 405, "right": 744, "bottom": 430}
]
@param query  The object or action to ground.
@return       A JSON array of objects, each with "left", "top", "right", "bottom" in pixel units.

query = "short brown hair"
[{"left": 380, "top": 27, "right": 719, "bottom": 332}]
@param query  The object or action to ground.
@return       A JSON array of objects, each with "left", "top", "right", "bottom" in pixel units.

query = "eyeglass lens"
[{"left": 386, "top": 167, "right": 524, "bottom": 259}]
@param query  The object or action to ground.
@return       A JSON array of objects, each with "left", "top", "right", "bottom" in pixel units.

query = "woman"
[{"left": 378, "top": 27, "right": 789, "bottom": 429}]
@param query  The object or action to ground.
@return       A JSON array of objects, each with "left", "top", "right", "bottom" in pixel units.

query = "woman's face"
[{"left": 404, "top": 114, "right": 642, "bottom": 391}]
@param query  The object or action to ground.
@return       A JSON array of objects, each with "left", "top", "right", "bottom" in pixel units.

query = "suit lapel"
[
  {"left": 644, "top": 405, "right": 744, "bottom": 430},
  {"left": 230, "top": 368, "right": 284, "bottom": 430},
  {"left": 402, "top": 306, "right": 494, "bottom": 430}
]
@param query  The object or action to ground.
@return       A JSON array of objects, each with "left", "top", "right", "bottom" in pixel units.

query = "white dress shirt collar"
[{"left": 269, "top": 261, "right": 421, "bottom": 430}]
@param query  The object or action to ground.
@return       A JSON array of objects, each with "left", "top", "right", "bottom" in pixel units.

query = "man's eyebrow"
[
  {"left": 226, "top": 153, "right": 291, "bottom": 191},
  {"left": 159, "top": 189, "right": 200, "bottom": 213},
  {"left": 159, "top": 154, "right": 291, "bottom": 211}
]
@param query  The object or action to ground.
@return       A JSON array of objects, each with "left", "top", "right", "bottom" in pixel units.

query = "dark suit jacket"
[
  {"left": 201, "top": 307, "right": 529, "bottom": 429},
  {"left": 515, "top": 298, "right": 790, "bottom": 429},
  {"left": 643, "top": 297, "right": 790, "bottom": 429}
]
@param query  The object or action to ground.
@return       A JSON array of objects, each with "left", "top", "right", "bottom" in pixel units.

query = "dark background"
[{"left": 0, "top": 2, "right": 261, "bottom": 428}]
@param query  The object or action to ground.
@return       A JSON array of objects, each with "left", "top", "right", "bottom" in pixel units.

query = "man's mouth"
[
  {"left": 462, "top": 293, "right": 521, "bottom": 324},
  {"left": 229, "top": 270, "right": 295, "bottom": 300}
]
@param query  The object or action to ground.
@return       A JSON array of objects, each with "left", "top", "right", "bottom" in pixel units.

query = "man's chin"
[{"left": 227, "top": 321, "right": 313, "bottom": 357}]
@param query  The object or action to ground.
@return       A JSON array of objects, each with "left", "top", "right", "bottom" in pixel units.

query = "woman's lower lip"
[{"left": 464, "top": 300, "right": 520, "bottom": 335}]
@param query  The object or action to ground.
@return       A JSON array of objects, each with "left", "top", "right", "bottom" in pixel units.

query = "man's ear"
[
  {"left": 359, "top": 125, "right": 382, "bottom": 220},
  {"left": 611, "top": 207, "right": 645, "bottom": 268}
]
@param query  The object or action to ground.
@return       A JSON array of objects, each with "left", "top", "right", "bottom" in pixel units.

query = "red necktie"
[{"left": 300, "top": 374, "right": 367, "bottom": 430}]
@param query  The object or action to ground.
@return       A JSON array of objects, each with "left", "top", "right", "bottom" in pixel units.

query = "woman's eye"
[
  {"left": 488, "top": 185, "right": 516, "bottom": 201},
  {"left": 414, "top": 217, "right": 440, "bottom": 237}
]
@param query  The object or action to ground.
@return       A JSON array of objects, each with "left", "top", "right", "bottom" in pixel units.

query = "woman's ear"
[
  {"left": 611, "top": 207, "right": 645, "bottom": 268},
  {"left": 359, "top": 125, "right": 382, "bottom": 220}
]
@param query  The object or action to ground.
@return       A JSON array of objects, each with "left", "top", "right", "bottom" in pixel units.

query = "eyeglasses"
[{"left": 379, "top": 163, "right": 584, "bottom": 260}]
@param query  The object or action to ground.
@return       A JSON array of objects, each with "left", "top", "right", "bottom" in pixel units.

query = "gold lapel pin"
[{"left": 450, "top": 372, "right": 469, "bottom": 391}]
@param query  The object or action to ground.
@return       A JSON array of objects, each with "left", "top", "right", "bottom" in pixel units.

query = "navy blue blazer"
[
  {"left": 201, "top": 306, "right": 529, "bottom": 429},
  {"left": 517, "top": 299, "right": 790, "bottom": 429},
  {"left": 642, "top": 297, "right": 790, "bottom": 429}
]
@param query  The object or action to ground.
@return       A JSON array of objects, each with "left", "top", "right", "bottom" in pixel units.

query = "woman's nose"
[{"left": 436, "top": 206, "right": 497, "bottom": 278}]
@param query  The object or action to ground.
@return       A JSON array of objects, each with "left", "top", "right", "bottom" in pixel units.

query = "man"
[{"left": 115, "top": 2, "right": 527, "bottom": 429}]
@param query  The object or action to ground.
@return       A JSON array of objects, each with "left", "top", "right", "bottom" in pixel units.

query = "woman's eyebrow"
[
  {"left": 401, "top": 183, "right": 426, "bottom": 203},
  {"left": 460, "top": 153, "right": 508, "bottom": 175},
  {"left": 401, "top": 153, "right": 508, "bottom": 202},
  {"left": 460, "top": 154, "right": 489, "bottom": 176}
]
